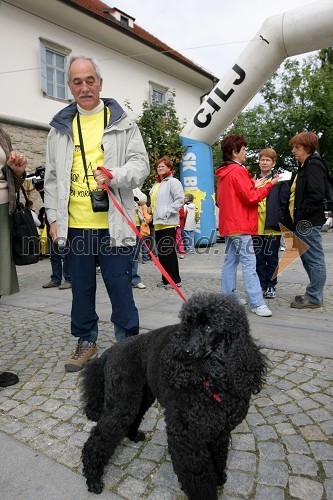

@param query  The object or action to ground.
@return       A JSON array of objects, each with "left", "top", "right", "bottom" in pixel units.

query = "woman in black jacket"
[
  {"left": 289, "top": 131, "right": 327, "bottom": 309},
  {"left": 253, "top": 148, "right": 290, "bottom": 299}
]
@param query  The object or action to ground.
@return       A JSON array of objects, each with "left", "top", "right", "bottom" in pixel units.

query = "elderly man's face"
[{"left": 68, "top": 59, "right": 103, "bottom": 111}]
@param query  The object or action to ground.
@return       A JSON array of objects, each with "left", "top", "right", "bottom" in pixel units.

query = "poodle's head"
[{"left": 178, "top": 292, "right": 249, "bottom": 360}]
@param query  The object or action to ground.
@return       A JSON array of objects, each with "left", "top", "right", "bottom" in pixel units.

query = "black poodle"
[{"left": 81, "top": 292, "right": 267, "bottom": 499}]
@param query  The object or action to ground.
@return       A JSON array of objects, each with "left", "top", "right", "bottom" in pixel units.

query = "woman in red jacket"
[{"left": 216, "top": 134, "right": 279, "bottom": 317}]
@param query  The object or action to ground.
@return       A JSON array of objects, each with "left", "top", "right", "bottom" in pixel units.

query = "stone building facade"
[{"left": 0, "top": 119, "right": 49, "bottom": 211}]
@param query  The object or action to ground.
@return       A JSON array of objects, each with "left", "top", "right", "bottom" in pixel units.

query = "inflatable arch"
[{"left": 179, "top": 0, "right": 333, "bottom": 245}]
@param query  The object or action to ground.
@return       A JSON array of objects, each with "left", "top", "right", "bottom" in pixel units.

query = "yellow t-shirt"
[
  {"left": 257, "top": 177, "right": 281, "bottom": 235},
  {"left": 288, "top": 174, "right": 297, "bottom": 223},
  {"left": 68, "top": 109, "right": 110, "bottom": 228}
]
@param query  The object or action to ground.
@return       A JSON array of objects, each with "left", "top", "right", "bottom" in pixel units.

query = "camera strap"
[
  {"left": 96, "top": 166, "right": 187, "bottom": 303},
  {"left": 76, "top": 106, "right": 108, "bottom": 193}
]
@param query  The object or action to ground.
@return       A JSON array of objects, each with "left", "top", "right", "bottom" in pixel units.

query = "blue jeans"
[
  {"left": 50, "top": 242, "right": 70, "bottom": 285},
  {"left": 222, "top": 235, "right": 264, "bottom": 308},
  {"left": 182, "top": 230, "right": 195, "bottom": 253},
  {"left": 294, "top": 226, "right": 326, "bottom": 304},
  {"left": 66, "top": 229, "right": 139, "bottom": 343}
]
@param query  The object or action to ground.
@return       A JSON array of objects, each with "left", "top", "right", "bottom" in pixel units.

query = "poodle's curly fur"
[{"left": 81, "top": 292, "right": 267, "bottom": 499}]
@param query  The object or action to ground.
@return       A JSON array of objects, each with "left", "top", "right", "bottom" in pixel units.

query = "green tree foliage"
[
  {"left": 225, "top": 48, "right": 333, "bottom": 172},
  {"left": 137, "top": 98, "right": 186, "bottom": 191}
]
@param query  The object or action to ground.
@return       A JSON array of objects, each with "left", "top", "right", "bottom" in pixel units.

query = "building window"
[
  {"left": 149, "top": 82, "right": 173, "bottom": 106},
  {"left": 39, "top": 38, "right": 72, "bottom": 100}
]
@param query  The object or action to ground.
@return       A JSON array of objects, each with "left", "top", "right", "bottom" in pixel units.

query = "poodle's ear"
[{"left": 226, "top": 332, "right": 267, "bottom": 398}]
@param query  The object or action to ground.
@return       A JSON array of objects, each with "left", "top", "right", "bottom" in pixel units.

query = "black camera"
[{"left": 30, "top": 165, "right": 45, "bottom": 191}]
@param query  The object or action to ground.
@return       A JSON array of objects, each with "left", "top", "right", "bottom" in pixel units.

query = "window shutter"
[
  {"left": 39, "top": 43, "right": 47, "bottom": 93},
  {"left": 65, "top": 57, "right": 73, "bottom": 100}
]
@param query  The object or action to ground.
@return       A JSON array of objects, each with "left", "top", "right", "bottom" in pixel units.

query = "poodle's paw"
[
  {"left": 127, "top": 430, "right": 146, "bottom": 443},
  {"left": 87, "top": 479, "right": 104, "bottom": 494},
  {"left": 217, "top": 471, "right": 227, "bottom": 486}
]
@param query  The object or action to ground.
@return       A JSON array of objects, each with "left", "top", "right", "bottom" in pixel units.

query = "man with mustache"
[{"left": 44, "top": 56, "right": 150, "bottom": 372}]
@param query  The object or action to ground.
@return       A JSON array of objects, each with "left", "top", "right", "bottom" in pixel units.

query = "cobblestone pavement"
[{"left": 0, "top": 234, "right": 332, "bottom": 499}]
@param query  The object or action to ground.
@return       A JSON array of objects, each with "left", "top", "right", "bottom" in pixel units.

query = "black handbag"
[{"left": 11, "top": 186, "right": 40, "bottom": 265}]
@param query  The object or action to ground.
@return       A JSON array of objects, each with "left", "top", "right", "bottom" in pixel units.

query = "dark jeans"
[
  {"left": 252, "top": 235, "right": 281, "bottom": 290},
  {"left": 155, "top": 227, "right": 181, "bottom": 285},
  {"left": 50, "top": 241, "right": 70, "bottom": 285},
  {"left": 66, "top": 229, "right": 139, "bottom": 343}
]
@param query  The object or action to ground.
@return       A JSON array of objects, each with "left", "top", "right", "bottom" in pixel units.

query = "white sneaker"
[
  {"left": 133, "top": 282, "right": 146, "bottom": 289},
  {"left": 251, "top": 304, "right": 272, "bottom": 317},
  {"left": 238, "top": 297, "right": 247, "bottom": 305}
]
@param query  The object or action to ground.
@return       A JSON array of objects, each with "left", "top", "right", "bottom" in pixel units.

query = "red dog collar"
[{"left": 204, "top": 380, "right": 222, "bottom": 404}]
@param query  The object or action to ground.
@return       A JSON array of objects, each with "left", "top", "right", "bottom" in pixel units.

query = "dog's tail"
[{"left": 80, "top": 349, "right": 109, "bottom": 422}]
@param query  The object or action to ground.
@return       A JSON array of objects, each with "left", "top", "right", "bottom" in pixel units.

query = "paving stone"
[
  {"left": 224, "top": 471, "right": 255, "bottom": 497},
  {"left": 323, "top": 461, "right": 333, "bottom": 478},
  {"left": 146, "top": 485, "right": 181, "bottom": 499},
  {"left": 289, "top": 412, "right": 313, "bottom": 426},
  {"left": 309, "top": 442, "right": 333, "bottom": 461},
  {"left": 140, "top": 442, "right": 166, "bottom": 461},
  {"left": 299, "top": 425, "right": 327, "bottom": 441},
  {"left": 253, "top": 425, "right": 278, "bottom": 440},
  {"left": 226, "top": 450, "right": 257, "bottom": 472},
  {"left": 285, "top": 372, "right": 312, "bottom": 384},
  {"left": 254, "top": 485, "right": 285, "bottom": 500},
  {"left": 289, "top": 476, "right": 323, "bottom": 500},
  {"left": 324, "top": 479, "right": 333, "bottom": 499},
  {"left": 282, "top": 435, "right": 310, "bottom": 454},
  {"left": 126, "top": 458, "right": 158, "bottom": 479},
  {"left": 117, "top": 475, "right": 148, "bottom": 499},
  {"left": 278, "top": 403, "right": 301, "bottom": 415},
  {"left": 288, "top": 454, "right": 318, "bottom": 476},
  {"left": 231, "top": 433, "right": 256, "bottom": 451},
  {"left": 297, "top": 398, "right": 321, "bottom": 411},
  {"left": 275, "top": 422, "right": 297, "bottom": 436},
  {"left": 257, "top": 460, "right": 289, "bottom": 487},
  {"left": 307, "top": 408, "right": 332, "bottom": 422},
  {"left": 257, "top": 441, "right": 285, "bottom": 460}
]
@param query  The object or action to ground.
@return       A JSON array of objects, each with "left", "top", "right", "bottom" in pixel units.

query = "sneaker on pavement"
[
  {"left": 65, "top": 339, "right": 97, "bottom": 372},
  {"left": 237, "top": 297, "right": 247, "bottom": 305},
  {"left": 265, "top": 287, "right": 276, "bottom": 299},
  {"left": 279, "top": 246, "right": 286, "bottom": 251},
  {"left": 133, "top": 282, "right": 146, "bottom": 289},
  {"left": 179, "top": 254, "right": 185, "bottom": 259},
  {"left": 58, "top": 282, "right": 72, "bottom": 290},
  {"left": 290, "top": 297, "right": 322, "bottom": 309},
  {"left": 251, "top": 304, "right": 272, "bottom": 317},
  {"left": 42, "top": 280, "right": 60, "bottom": 288}
]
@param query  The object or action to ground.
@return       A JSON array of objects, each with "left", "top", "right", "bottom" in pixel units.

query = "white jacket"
[
  {"left": 44, "top": 98, "right": 150, "bottom": 246},
  {"left": 184, "top": 202, "right": 197, "bottom": 231},
  {"left": 150, "top": 175, "right": 184, "bottom": 226}
]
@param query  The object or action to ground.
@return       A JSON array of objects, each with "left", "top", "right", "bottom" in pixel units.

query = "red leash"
[{"left": 97, "top": 167, "right": 187, "bottom": 302}]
